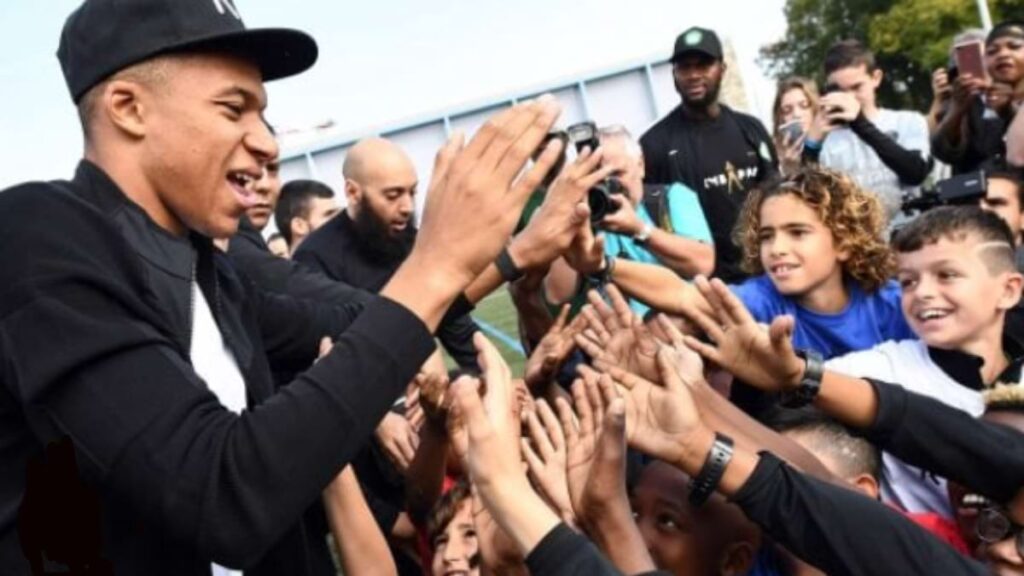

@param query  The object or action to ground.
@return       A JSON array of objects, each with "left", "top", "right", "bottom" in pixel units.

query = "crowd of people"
[{"left": 2, "top": 0, "right": 1024, "bottom": 575}]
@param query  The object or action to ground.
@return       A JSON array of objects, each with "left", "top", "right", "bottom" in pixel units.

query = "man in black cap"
[
  {"left": 934, "top": 20, "right": 1024, "bottom": 174},
  {"left": 640, "top": 26, "right": 778, "bottom": 283},
  {"left": 0, "top": 0, "right": 575, "bottom": 574}
]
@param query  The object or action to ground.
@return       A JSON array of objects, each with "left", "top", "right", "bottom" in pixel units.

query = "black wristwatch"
[
  {"left": 585, "top": 254, "right": 616, "bottom": 287},
  {"left": 688, "top": 432, "right": 734, "bottom": 507},
  {"left": 779, "top": 349, "right": 825, "bottom": 408},
  {"left": 495, "top": 247, "right": 525, "bottom": 283}
]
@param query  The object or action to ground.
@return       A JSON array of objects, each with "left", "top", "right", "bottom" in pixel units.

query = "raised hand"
[
  {"left": 374, "top": 411, "right": 419, "bottom": 473},
  {"left": 598, "top": 346, "right": 708, "bottom": 466},
  {"left": 414, "top": 98, "right": 566, "bottom": 289},
  {"left": 680, "top": 276, "right": 805, "bottom": 392},
  {"left": 575, "top": 286, "right": 659, "bottom": 382},
  {"left": 510, "top": 145, "right": 618, "bottom": 271},
  {"left": 524, "top": 304, "right": 586, "bottom": 391},
  {"left": 521, "top": 400, "right": 575, "bottom": 525},
  {"left": 559, "top": 377, "right": 603, "bottom": 520}
]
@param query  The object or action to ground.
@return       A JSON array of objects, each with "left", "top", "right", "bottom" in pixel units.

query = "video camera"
[
  {"left": 566, "top": 121, "right": 626, "bottom": 223},
  {"left": 900, "top": 171, "right": 987, "bottom": 215}
]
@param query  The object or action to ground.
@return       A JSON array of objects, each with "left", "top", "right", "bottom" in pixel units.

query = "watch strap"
[
  {"left": 495, "top": 247, "right": 524, "bottom": 283},
  {"left": 779, "top": 349, "right": 825, "bottom": 408},
  {"left": 688, "top": 433, "right": 734, "bottom": 508}
]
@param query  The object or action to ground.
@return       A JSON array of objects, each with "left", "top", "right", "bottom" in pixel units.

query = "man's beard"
[
  {"left": 351, "top": 205, "right": 416, "bottom": 262},
  {"left": 675, "top": 76, "right": 722, "bottom": 109}
]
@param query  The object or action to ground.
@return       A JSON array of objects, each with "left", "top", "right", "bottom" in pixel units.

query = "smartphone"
[
  {"left": 954, "top": 41, "right": 986, "bottom": 80},
  {"left": 779, "top": 120, "right": 804, "bottom": 143}
]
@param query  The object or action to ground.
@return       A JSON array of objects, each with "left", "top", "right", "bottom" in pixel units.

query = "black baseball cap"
[
  {"left": 670, "top": 27, "right": 723, "bottom": 62},
  {"left": 58, "top": 0, "right": 318, "bottom": 103}
]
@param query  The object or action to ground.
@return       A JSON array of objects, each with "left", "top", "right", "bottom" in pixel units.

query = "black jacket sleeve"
[
  {"left": 849, "top": 113, "right": 931, "bottom": 185},
  {"left": 733, "top": 453, "right": 988, "bottom": 576},
  {"left": 436, "top": 312, "right": 481, "bottom": 370},
  {"left": 227, "top": 221, "right": 375, "bottom": 311},
  {"left": 0, "top": 188, "right": 436, "bottom": 568},
  {"left": 525, "top": 523, "right": 669, "bottom": 576},
  {"left": 860, "top": 379, "right": 1024, "bottom": 504}
]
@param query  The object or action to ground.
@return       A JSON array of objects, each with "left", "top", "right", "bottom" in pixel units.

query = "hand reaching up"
[
  {"left": 524, "top": 304, "right": 586, "bottom": 391},
  {"left": 575, "top": 286, "right": 659, "bottom": 382},
  {"left": 522, "top": 400, "right": 575, "bottom": 525},
  {"left": 681, "top": 276, "right": 805, "bottom": 392}
]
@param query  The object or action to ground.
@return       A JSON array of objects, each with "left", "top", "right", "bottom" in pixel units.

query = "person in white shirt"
[{"left": 803, "top": 40, "right": 932, "bottom": 220}]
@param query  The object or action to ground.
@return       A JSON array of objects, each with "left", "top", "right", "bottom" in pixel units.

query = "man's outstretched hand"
[{"left": 385, "top": 98, "right": 566, "bottom": 329}]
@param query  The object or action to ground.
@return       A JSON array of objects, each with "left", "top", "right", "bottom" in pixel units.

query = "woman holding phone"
[{"left": 771, "top": 77, "right": 821, "bottom": 175}]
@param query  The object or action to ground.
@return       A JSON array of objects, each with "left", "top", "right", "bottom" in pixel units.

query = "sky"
[{"left": 0, "top": 0, "right": 788, "bottom": 190}]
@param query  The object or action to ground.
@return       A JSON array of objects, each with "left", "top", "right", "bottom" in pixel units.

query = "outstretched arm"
[{"left": 323, "top": 466, "right": 398, "bottom": 576}]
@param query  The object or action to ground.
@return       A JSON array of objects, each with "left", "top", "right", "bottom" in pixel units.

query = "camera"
[
  {"left": 822, "top": 83, "right": 849, "bottom": 127},
  {"left": 900, "top": 171, "right": 987, "bottom": 215},
  {"left": 566, "top": 121, "right": 626, "bottom": 223}
]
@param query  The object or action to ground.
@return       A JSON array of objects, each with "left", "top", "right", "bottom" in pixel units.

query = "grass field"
[{"left": 443, "top": 286, "right": 527, "bottom": 375}]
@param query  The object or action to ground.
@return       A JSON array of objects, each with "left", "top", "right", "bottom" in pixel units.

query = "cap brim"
[
  {"left": 671, "top": 51, "right": 719, "bottom": 63},
  {"left": 169, "top": 27, "right": 318, "bottom": 82}
]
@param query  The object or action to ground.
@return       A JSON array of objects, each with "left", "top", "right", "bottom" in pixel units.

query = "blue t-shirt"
[
  {"left": 604, "top": 183, "right": 713, "bottom": 316},
  {"left": 731, "top": 275, "right": 913, "bottom": 359}
]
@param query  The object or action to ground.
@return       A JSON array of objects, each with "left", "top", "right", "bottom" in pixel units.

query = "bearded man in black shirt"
[
  {"left": 294, "top": 137, "right": 481, "bottom": 369},
  {"left": 640, "top": 27, "right": 778, "bottom": 282}
]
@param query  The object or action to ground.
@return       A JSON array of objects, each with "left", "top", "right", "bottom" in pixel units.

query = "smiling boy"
[{"left": 826, "top": 206, "right": 1024, "bottom": 518}]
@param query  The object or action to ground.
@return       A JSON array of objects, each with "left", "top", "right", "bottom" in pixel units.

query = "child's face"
[
  {"left": 779, "top": 87, "right": 814, "bottom": 131},
  {"left": 825, "top": 64, "right": 881, "bottom": 111},
  {"left": 758, "top": 194, "right": 847, "bottom": 302},
  {"left": 896, "top": 236, "right": 1021, "bottom": 350},
  {"left": 432, "top": 500, "right": 480, "bottom": 576}
]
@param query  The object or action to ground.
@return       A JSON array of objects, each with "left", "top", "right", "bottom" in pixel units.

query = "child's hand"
[
  {"left": 681, "top": 276, "right": 806, "bottom": 392},
  {"left": 521, "top": 400, "right": 575, "bottom": 525}
]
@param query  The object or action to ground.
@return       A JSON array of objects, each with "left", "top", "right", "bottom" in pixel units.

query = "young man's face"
[
  {"left": 244, "top": 160, "right": 282, "bottom": 231},
  {"left": 138, "top": 53, "right": 276, "bottom": 238},
  {"left": 431, "top": 499, "right": 480, "bottom": 576},
  {"left": 757, "top": 194, "right": 848, "bottom": 306},
  {"left": 986, "top": 35, "right": 1024, "bottom": 85},
  {"left": 630, "top": 461, "right": 756, "bottom": 576},
  {"left": 980, "top": 177, "right": 1023, "bottom": 245},
  {"left": 896, "top": 236, "right": 1022, "bottom": 351},
  {"left": 826, "top": 64, "right": 882, "bottom": 113},
  {"left": 672, "top": 54, "right": 724, "bottom": 109}
]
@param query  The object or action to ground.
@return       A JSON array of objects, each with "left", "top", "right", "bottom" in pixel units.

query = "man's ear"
[
  {"left": 103, "top": 80, "right": 149, "bottom": 139},
  {"left": 871, "top": 68, "right": 884, "bottom": 89},
  {"left": 344, "top": 179, "right": 362, "bottom": 210}
]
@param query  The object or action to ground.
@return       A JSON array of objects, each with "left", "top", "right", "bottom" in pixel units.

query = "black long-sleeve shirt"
[
  {"left": 0, "top": 162, "right": 436, "bottom": 574},
  {"left": 862, "top": 378, "right": 1024, "bottom": 506},
  {"left": 525, "top": 523, "right": 669, "bottom": 576},
  {"left": 730, "top": 376, "right": 1024, "bottom": 576},
  {"left": 294, "top": 212, "right": 480, "bottom": 370},
  {"left": 734, "top": 453, "right": 988, "bottom": 576},
  {"left": 228, "top": 216, "right": 376, "bottom": 309}
]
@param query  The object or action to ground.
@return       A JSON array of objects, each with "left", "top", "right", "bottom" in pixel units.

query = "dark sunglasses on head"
[{"left": 976, "top": 507, "right": 1024, "bottom": 557}]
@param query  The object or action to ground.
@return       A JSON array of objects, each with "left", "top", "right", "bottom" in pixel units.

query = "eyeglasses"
[{"left": 976, "top": 507, "right": 1024, "bottom": 557}]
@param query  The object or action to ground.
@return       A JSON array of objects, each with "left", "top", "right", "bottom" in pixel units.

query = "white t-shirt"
[
  {"left": 189, "top": 281, "right": 246, "bottom": 576},
  {"left": 826, "top": 339, "right": 983, "bottom": 518},
  {"left": 819, "top": 109, "right": 930, "bottom": 219}
]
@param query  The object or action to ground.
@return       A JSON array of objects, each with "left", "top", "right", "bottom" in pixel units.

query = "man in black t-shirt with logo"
[{"left": 641, "top": 26, "right": 778, "bottom": 282}]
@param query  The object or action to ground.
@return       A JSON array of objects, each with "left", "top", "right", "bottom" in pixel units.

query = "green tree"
[{"left": 760, "top": 0, "right": 1023, "bottom": 110}]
